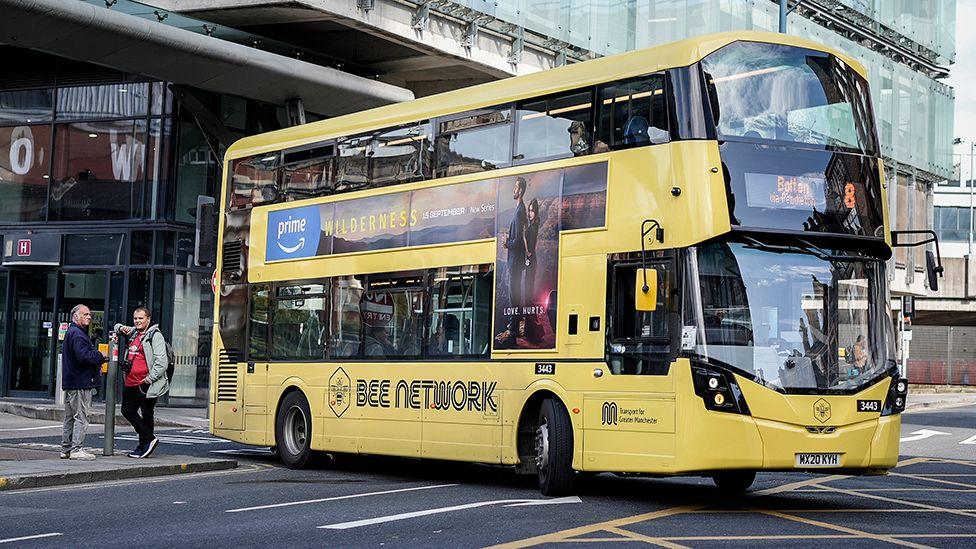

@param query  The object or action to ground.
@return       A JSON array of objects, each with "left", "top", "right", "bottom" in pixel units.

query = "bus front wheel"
[
  {"left": 535, "top": 399, "right": 575, "bottom": 496},
  {"left": 712, "top": 471, "right": 756, "bottom": 493},
  {"left": 276, "top": 391, "right": 313, "bottom": 469}
]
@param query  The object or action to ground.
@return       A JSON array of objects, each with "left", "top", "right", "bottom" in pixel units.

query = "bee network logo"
[{"left": 266, "top": 205, "right": 321, "bottom": 261}]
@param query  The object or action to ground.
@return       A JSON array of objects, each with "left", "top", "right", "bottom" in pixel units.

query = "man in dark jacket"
[{"left": 60, "top": 304, "right": 107, "bottom": 460}]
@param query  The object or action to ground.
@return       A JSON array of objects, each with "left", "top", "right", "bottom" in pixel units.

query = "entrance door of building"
[
  {"left": 7, "top": 271, "right": 57, "bottom": 396},
  {"left": 57, "top": 271, "right": 122, "bottom": 401}
]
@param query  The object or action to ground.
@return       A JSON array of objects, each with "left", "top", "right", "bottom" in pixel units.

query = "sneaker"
[
  {"left": 60, "top": 450, "right": 70, "bottom": 459},
  {"left": 140, "top": 438, "right": 159, "bottom": 458},
  {"left": 69, "top": 449, "right": 96, "bottom": 461},
  {"left": 128, "top": 444, "right": 146, "bottom": 458}
]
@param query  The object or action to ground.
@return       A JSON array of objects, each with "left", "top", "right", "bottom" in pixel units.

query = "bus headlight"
[
  {"left": 881, "top": 375, "right": 908, "bottom": 416},
  {"left": 691, "top": 363, "right": 750, "bottom": 415}
]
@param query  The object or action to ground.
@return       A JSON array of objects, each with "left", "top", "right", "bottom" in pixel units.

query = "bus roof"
[{"left": 225, "top": 31, "right": 865, "bottom": 161}]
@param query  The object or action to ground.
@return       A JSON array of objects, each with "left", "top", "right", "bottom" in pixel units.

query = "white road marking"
[
  {"left": 0, "top": 532, "right": 63, "bottom": 544},
  {"left": 961, "top": 434, "right": 976, "bottom": 445},
  {"left": 0, "top": 425, "right": 62, "bottom": 432},
  {"left": 318, "top": 496, "right": 582, "bottom": 529},
  {"left": 210, "top": 448, "right": 274, "bottom": 456},
  {"left": 900, "top": 429, "right": 951, "bottom": 442},
  {"left": 226, "top": 483, "right": 458, "bottom": 513},
  {"left": 106, "top": 434, "right": 226, "bottom": 446}
]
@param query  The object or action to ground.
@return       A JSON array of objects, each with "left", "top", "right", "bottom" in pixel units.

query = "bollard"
[{"left": 103, "top": 331, "right": 119, "bottom": 456}]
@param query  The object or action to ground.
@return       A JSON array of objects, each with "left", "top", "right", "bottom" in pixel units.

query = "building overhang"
[{"left": 0, "top": 0, "right": 414, "bottom": 116}]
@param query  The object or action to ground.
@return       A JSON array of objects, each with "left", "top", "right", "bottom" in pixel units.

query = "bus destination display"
[{"left": 744, "top": 172, "right": 827, "bottom": 210}]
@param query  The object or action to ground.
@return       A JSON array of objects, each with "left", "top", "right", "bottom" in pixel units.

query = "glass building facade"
[{"left": 0, "top": 47, "right": 294, "bottom": 405}]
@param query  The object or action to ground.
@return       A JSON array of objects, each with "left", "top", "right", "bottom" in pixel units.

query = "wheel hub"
[{"left": 535, "top": 420, "right": 549, "bottom": 471}]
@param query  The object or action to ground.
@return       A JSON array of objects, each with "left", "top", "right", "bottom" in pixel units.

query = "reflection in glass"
[
  {"left": 332, "top": 276, "right": 363, "bottom": 358},
  {"left": 435, "top": 108, "right": 512, "bottom": 178},
  {"left": 56, "top": 83, "right": 150, "bottom": 121},
  {"left": 361, "top": 275, "right": 424, "bottom": 359},
  {"left": 371, "top": 123, "right": 431, "bottom": 186},
  {"left": 335, "top": 135, "right": 369, "bottom": 192},
  {"left": 517, "top": 90, "right": 593, "bottom": 162},
  {"left": 692, "top": 241, "right": 894, "bottom": 392},
  {"left": 597, "top": 75, "right": 668, "bottom": 149},
  {"left": 63, "top": 234, "right": 124, "bottom": 266},
  {"left": 428, "top": 266, "right": 492, "bottom": 357},
  {"left": 50, "top": 120, "right": 146, "bottom": 220},
  {"left": 0, "top": 124, "right": 51, "bottom": 222},
  {"left": 0, "top": 89, "right": 53, "bottom": 124},
  {"left": 272, "top": 283, "right": 329, "bottom": 360},
  {"left": 229, "top": 153, "right": 278, "bottom": 209},
  {"left": 282, "top": 144, "right": 334, "bottom": 200},
  {"left": 248, "top": 285, "right": 270, "bottom": 361}
]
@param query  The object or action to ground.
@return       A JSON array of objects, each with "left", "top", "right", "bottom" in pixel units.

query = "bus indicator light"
[
  {"left": 572, "top": 408, "right": 580, "bottom": 414},
  {"left": 713, "top": 393, "right": 725, "bottom": 406},
  {"left": 707, "top": 377, "right": 719, "bottom": 389}
]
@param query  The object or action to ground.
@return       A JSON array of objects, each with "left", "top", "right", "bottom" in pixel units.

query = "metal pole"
[
  {"left": 779, "top": 0, "right": 788, "bottom": 33},
  {"left": 969, "top": 141, "right": 974, "bottom": 258},
  {"left": 103, "top": 331, "right": 119, "bottom": 456}
]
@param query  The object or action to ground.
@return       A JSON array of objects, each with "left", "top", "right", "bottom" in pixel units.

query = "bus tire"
[
  {"left": 712, "top": 471, "right": 756, "bottom": 493},
  {"left": 535, "top": 398, "right": 575, "bottom": 496},
  {"left": 276, "top": 391, "right": 313, "bottom": 469}
]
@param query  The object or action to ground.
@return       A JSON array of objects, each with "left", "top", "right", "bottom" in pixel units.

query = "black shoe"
[
  {"left": 141, "top": 438, "right": 159, "bottom": 458},
  {"left": 128, "top": 443, "right": 146, "bottom": 458}
]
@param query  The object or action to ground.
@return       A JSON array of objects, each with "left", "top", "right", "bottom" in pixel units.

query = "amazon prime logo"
[{"left": 266, "top": 205, "right": 321, "bottom": 261}]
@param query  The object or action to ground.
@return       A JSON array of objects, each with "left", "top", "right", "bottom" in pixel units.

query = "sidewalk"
[
  {"left": 0, "top": 398, "right": 208, "bottom": 429},
  {"left": 905, "top": 386, "right": 976, "bottom": 412},
  {"left": 0, "top": 444, "right": 237, "bottom": 491}
]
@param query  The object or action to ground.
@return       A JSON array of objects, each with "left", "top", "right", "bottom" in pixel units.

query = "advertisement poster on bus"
[{"left": 492, "top": 170, "right": 562, "bottom": 350}]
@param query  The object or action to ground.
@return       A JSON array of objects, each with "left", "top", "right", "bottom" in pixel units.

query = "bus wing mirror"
[
  {"left": 194, "top": 195, "right": 217, "bottom": 267},
  {"left": 635, "top": 268, "right": 658, "bottom": 312},
  {"left": 926, "top": 250, "right": 943, "bottom": 292}
]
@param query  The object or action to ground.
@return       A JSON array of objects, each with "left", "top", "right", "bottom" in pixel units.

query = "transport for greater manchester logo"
[
  {"left": 329, "top": 368, "right": 351, "bottom": 417},
  {"left": 814, "top": 398, "right": 831, "bottom": 423}
]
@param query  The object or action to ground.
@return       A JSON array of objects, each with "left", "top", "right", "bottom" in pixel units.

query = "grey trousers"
[{"left": 62, "top": 389, "right": 94, "bottom": 453}]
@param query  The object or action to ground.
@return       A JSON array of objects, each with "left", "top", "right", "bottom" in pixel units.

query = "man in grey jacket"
[{"left": 115, "top": 307, "right": 170, "bottom": 458}]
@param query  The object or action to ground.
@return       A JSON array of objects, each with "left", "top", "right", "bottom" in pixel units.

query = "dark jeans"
[{"left": 121, "top": 386, "right": 157, "bottom": 445}]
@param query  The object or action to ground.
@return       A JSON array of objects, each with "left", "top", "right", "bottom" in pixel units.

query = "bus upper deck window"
[
  {"left": 434, "top": 107, "right": 512, "bottom": 179},
  {"left": 371, "top": 122, "right": 432, "bottom": 187},
  {"left": 281, "top": 144, "right": 335, "bottom": 200},
  {"left": 516, "top": 90, "right": 594, "bottom": 163},
  {"left": 335, "top": 135, "right": 370, "bottom": 192},
  {"left": 230, "top": 153, "right": 279, "bottom": 209},
  {"left": 597, "top": 74, "right": 668, "bottom": 150}
]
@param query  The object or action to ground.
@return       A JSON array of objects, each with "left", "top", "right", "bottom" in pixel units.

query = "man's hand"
[
  {"left": 142, "top": 377, "right": 151, "bottom": 385},
  {"left": 120, "top": 326, "right": 134, "bottom": 336}
]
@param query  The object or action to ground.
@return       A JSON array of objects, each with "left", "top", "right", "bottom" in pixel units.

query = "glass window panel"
[
  {"left": 0, "top": 89, "right": 53, "bottom": 124},
  {"left": 150, "top": 82, "right": 173, "bottom": 116},
  {"left": 271, "top": 282, "right": 329, "bottom": 360},
  {"left": 229, "top": 153, "right": 278, "bottom": 209},
  {"left": 362, "top": 274, "right": 425, "bottom": 359},
  {"left": 428, "top": 266, "right": 492, "bottom": 358},
  {"left": 248, "top": 285, "right": 270, "bottom": 361},
  {"left": 434, "top": 108, "right": 512, "bottom": 178},
  {"left": 220, "top": 95, "right": 247, "bottom": 130},
  {"left": 146, "top": 118, "right": 172, "bottom": 219},
  {"left": 370, "top": 122, "right": 432, "bottom": 187},
  {"left": 0, "top": 124, "right": 51, "bottom": 222},
  {"left": 174, "top": 122, "right": 215, "bottom": 224},
  {"left": 56, "top": 83, "right": 149, "bottom": 120},
  {"left": 169, "top": 272, "right": 211, "bottom": 402},
  {"left": 516, "top": 90, "right": 594, "bottom": 162},
  {"left": 127, "top": 269, "right": 151, "bottom": 313},
  {"left": 335, "top": 135, "right": 369, "bottom": 192},
  {"left": 597, "top": 74, "right": 668, "bottom": 149},
  {"left": 607, "top": 262, "right": 671, "bottom": 376},
  {"left": 281, "top": 143, "right": 335, "bottom": 200},
  {"left": 176, "top": 232, "right": 194, "bottom": 268},
  {"left": 63, "top": 234, "right": 124, "bottom": 265},
  {"left": 331, "top": 276, "right": 364, "bottom": 358},
  {"left": 49, "top": 120, "right": 145, "bottom": 221},
  {"left": 154, "top": 230, "right": 175, "bottom": 266},
  {"left": 130, "top": 230, "right": 153, "bottom": 264}
]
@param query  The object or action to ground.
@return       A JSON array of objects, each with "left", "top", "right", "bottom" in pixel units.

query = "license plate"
[{"left": 795, "top": 453, "right": 841, "bottom": 468}]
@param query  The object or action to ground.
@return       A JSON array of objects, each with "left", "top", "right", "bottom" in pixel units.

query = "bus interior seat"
[{"left": 623, "top": 116, "right": 650, "bottom": 144}]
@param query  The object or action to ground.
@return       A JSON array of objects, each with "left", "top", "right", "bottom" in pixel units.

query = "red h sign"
[{"left": 17, "top": 239, "right": 30, "bottom": 257}]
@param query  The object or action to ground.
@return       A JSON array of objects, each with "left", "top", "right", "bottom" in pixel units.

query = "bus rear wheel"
[
  {"left": 535, "top": 398, "right": 575, "bottom": 496},
  {"left": 712, "top": 471, "right": 756, "bottom": 493},
  {"left": 276, "top": 391, "right": 313, "bottom": 469}
]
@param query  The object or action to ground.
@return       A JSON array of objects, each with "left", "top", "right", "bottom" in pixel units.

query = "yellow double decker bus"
[{"left": 207, "top": 31, "right": 941, "bottom": 495}]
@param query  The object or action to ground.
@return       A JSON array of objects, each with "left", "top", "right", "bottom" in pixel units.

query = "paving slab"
[
  {"left": 0, "top": 399, "right": 208, "bottom": 429},
  {"left": 0, "top": 445, "right": 236, "bottom": 491}
]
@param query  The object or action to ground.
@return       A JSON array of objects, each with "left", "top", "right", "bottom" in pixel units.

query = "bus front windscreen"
[
  {"left": 701, "top": 41, "right": 878, "bottom": 155},
  {"left": 690, "top": 242, "right": 895, "bottom": 393}
]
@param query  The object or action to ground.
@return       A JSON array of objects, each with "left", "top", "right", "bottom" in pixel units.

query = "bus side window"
[
  {"left": 331, "top": 276, "right": 364, "bottom": 358},
  {"left": 230, "top": 154, "right": 280, "bottom": 210},
  {"left": 361, "top": 274, "right": 425, "bottom": 360},
  {"left": 371, "top": 122, "right": 433, "bottom": 187},
  {"left": 248, "top": 284, "right": 270, "bottom": 361},
  {"left": 271, "top": 281, "right": 329, "bottom": 361},
  {"left": 428, "top": 266, "right": 493, "bottom": 358},
  {"left": 515, "top": 89, "right": 595, "bottom": 163},
  {"left": 607, "top": 263, "right": 671, "bottom": 375},
  {"left": 335, "top": 135, "right": 370, "bottom": 193},
  {"left": 281, "top": 144, "right": 335, "bottom": 200},
  {"left": 597, "top": 74, "right": 669, "bottom": 150},
  {"left": 434, "top": 106, "right": 512, "bottom": 179}
]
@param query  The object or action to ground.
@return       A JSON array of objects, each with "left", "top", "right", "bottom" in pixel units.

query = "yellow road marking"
[
  {"left": 890, "top": 472, "right": 976, "bottom": 489},
  {"left": 687, "top": 508, "right": 976, "bottom": 513},
  {"left": 661, "top": 534, "right": 976, "bottom": 541},
  {"left": 794, "top": 487, "right": 976, "bottom": 492},
  {"left": 755, "top": 509, "right": 933, "bottom": 548},
  {"left": 604, "top": 527, "right": 690, "bottom": 548},
  {"left": 815, "top": 483, "right": 976, "bottom": 519}
]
